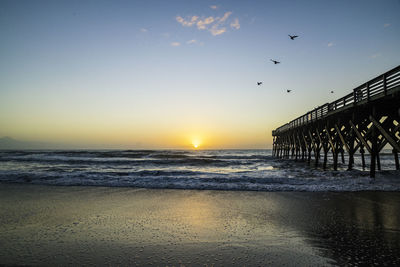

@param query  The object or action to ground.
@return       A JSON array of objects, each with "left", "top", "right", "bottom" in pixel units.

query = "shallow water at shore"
[{"left": 1, "top": 184, "right": 400, "bottom": 266}]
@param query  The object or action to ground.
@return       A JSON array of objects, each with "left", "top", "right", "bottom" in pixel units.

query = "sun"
[{"left": 192, "top": 139, "right": 201, "bottom": 149}]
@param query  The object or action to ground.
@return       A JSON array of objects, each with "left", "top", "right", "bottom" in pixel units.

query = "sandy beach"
[{"left": 0, "top": 184, "right": 400, "bottom": 266}]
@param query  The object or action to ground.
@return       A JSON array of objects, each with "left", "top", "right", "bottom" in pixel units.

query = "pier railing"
[{"left": 273, "top": 65, "right": 400, "bottom": 135}]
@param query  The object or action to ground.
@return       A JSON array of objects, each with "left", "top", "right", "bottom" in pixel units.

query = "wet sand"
[{"left": 0, "top": 184, "right": 400, "bottom": 266}]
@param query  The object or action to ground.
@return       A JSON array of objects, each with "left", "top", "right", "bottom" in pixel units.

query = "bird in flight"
[
  {"left": 288, "top": 34, "right": 298, "bottom": 40},
  {"left": 287, "top": 89, "right": 292, "bottom": 93},
  {"left": 270, "top": 59, "right": 280, "bottom": 64},
  {"left": 257, "top": 82, "right": 263, "bottom": 86},
  {"left": 331, "top": 90, "right": 334, "bottom": 93}
]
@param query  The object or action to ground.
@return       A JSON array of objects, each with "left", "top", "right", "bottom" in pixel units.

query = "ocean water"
[{"left": 0, "top": 150, "right": 399, "bottom": 191}]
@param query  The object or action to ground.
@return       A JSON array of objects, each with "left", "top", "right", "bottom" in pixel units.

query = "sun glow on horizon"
[{"left": 192, "top": 139, "right": 201, "bottom": 149}]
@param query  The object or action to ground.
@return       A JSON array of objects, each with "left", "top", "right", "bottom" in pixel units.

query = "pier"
[{"left": 272, "top": 65, "right": 400, "bottom": 177}]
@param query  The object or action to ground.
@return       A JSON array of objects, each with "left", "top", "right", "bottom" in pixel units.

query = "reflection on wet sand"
[
  {"left": 275, "top": 192, "right": 400, "bottom": 266},
  {"left": 0, "top": 184, "right": 399, "bottom": 266}
]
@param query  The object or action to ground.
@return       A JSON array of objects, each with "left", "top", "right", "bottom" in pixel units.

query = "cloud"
[
  {"left": 384, "top": 23, "right": 391, "bottom": 28},
  {"left": 230, "top": 18, "right": 240, "bottom": 30},
  {"left": 140, "top": 28, "right": 148, "bottom": 32},
  {"left": 191, "top": 16, "right": 199, "bottom": 23},
  {"left": 170, "top": 42, "right": 180, "bottom": 47},
  {"left": 176, "top": 15, "right": 198, "bottom": 27},
  {"left": 176, "top": 16, "right": 184, "bottom": 23},
  {"left": 186, "top": 39, "right": 197, "bottom": 44},
  {"left": 176, "top": 11, "right": 237, "bottom": 36},
  {"left": 210, "top": 25, "right": 226, "bottom": 36},
  {"left": 327, "top": 42, "right": 334, "bottom": 47},
  {"left": 204, "top": 16, "right": 214, "bottom": 24},
  {"left": 207, "top": 12, "right": 232, "bottom": 35},
  {"left": 197, "top": 16, "right": 215, "bottom": 30},
  {"left": 370, "top": 53, "right": 381, "bottom": 59},
  {"left": 219, "top": 11, "right": 232, "bottom": 22}
]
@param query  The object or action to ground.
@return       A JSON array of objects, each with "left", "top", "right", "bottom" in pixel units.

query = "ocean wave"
[
  {"left": 1, "top": 170, "right": 399, "bottom": 191},
  {"left": 0, "top": 154, "right": 240, "bottom": 167},
  {"left": 1, "top": 149, "right": 399, "bottom": 191}
]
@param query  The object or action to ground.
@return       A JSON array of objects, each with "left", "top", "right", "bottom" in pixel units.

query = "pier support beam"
[
  {"left": 377, "top": 153, "right": 381, "bottom": 171},
  {"left": 394, "top": 149, "right": 399, "bottom": 170},
  {"left": 360, "top": 146, "right": 366, "bottom": 169},
  {"left": 348, "top": 117, "right": 355, "bottom": 170},
  {"left": 370, "top": 108, "right": 377, "bottom": 178}
]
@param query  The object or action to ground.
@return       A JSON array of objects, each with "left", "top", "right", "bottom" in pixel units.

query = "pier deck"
[{"left": 272, "top": 65, "right": 400, "bottom": 177}]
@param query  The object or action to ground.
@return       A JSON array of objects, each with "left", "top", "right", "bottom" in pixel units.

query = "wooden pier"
[{"left": 272, "top": 65, "right": 400, "bottom": 177}]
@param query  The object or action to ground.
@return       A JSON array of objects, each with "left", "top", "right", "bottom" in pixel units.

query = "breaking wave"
[{"left": 0, "top": 150, "right": 399, "bottom": 191}]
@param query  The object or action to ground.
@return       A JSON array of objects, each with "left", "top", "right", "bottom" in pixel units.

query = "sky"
[{"left": 0, "top": 0, "right": 399, "bottom": 149}]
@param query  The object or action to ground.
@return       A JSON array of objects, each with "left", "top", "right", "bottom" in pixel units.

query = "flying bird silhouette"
[
  {"left": 331, "top": 90, "right": 334, "bottom": 93},
  {"left": 257, "top": 82, "right": 263, "bottom": 86},
  {"left": 287, "top": 89, "right": 292, "bottom": 93},
  {"left": 270, "top": 59, "right": 280, "bottom": 64},
  {"left": 288, "top": 34, "right": 298, "bottom": 40}
]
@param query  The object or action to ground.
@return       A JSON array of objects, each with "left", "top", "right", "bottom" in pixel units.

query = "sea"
[{"left": 0, "top": 150, "right": 399, "bottom": 191}]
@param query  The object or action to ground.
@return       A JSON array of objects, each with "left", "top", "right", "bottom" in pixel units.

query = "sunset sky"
[{"left": 1, "top": 0, "right": 399, "bottom": 149}]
